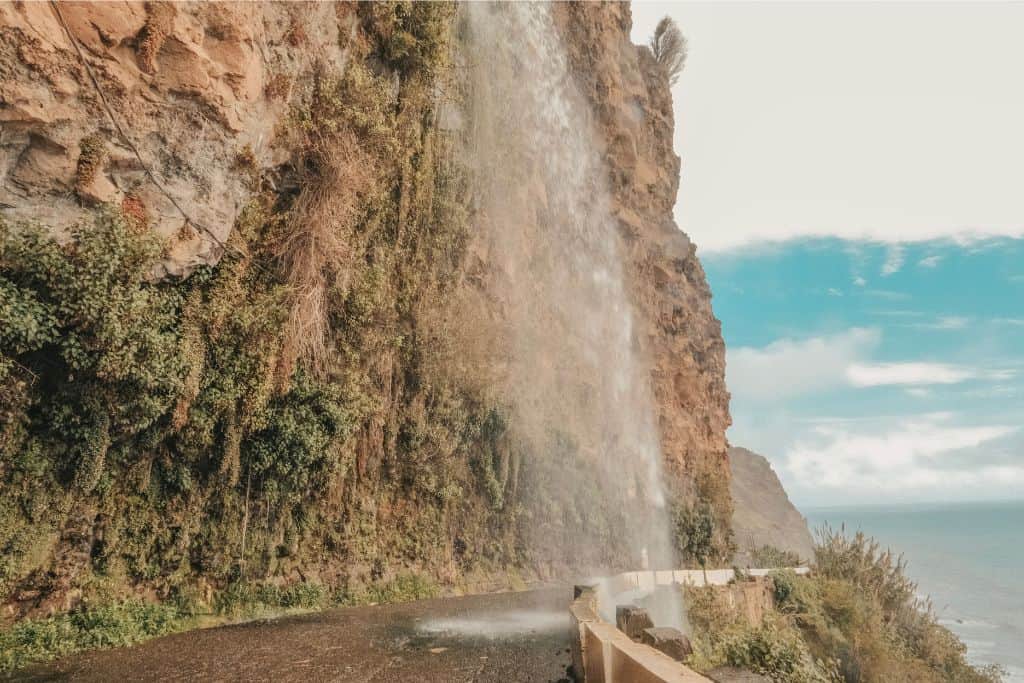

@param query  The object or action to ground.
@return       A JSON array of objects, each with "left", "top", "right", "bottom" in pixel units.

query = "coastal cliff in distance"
[{"left": 729, "top": 446, "right": 815, "bottom": 562}]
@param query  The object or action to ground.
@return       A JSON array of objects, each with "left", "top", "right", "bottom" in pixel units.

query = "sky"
[{"left": 630, "top": 3, "right": 1024, "bottom": 507}]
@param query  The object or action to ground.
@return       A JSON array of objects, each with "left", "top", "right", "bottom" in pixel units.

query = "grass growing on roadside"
[
  {"left": 212, "top": 581, "right": 329, "bottom": 618},
  {"left": 0, "top": 601, "right": 188, "bottom": 673},
  {"left": 1, "top": 574, "right": 439, "bottom": 673},
  {"left": 212, "top": 574, "right": 439, "bottom": 617},
  {"left": 345, "top": 573, "right": 438, "bottom": 606}
]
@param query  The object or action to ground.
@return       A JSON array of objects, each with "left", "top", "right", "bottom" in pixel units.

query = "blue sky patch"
[{"left": 703, "top": 238, "right": 1023, "bottom": 506}]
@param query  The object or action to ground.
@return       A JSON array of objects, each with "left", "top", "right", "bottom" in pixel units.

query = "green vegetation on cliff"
[
  {"left": 2, "top": 7, "right": 712, "bottom": 658},
  {"left": 0, "top": 0, "right": 492, "bottom": 633},
  {"left": 0, "top": 1, "right": 739, "bottom": 672}
]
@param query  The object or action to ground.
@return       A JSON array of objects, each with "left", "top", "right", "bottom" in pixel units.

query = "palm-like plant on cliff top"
[{"left": 650, "top": 16, "right": 688, "bottom": 85}]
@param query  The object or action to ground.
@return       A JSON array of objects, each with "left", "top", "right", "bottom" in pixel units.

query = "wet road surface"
[{"left": 16, "top": 587, "right": 574, "bottom": 683}]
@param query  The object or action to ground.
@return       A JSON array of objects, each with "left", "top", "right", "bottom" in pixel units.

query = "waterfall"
[{"left": 460, "top": 2, "right": 680, "bottom": 624}]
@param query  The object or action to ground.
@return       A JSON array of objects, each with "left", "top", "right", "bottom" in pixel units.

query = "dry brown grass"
[
  {"left": 264, "top": 72, "right": 292, "bottom": 102},
  {"left": 275, "top": 73, "right": 377, "bottom": 378}
]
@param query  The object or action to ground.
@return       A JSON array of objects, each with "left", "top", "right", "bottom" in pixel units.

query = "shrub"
[
  {"left": 673, "top": 502, "right": 716, "bottom": 570},
  {"left": 274, "top": 66, "right": 384, "bottom": 376},
  {"left": 1, "top": 212, "right": 184, "bottom": 434},
  {"left": 805, "top": 528, "right": 1004, "bottom": 682},
  {"left": 769, "top": 569, "right": 797, "bottom": 605},
  {"left": 719, "top": 621, "right": 839, "bottom": 683},
  {"left": 0, "top": 213, "right": 185, "bottom": 593},
  {"left": 354, "top": 573, "right": 438, "bottom": 605},
  {"left": 75, "top": 134, "right": 108, "bottom": 190},
  {"left": 470, "top": 409, "right": 507, "bottom": 511},
  {"left": 0, "top": 601, "right": 186, "bottom": 672},
  {"left": 244, "top": 373, "right": 353, "bottom": 507},
  {"left": 685, "top": 583, "right": 744, "bottom": 635},
  {"left": 686, "top": 530, "right": 1005, "bottom": 683},
  {"left": 751, "top": 544, "right": 803, "bottom": 568},
  {"left": 213, "top": 581, "right": 328, "bottom": 617},
  {"left": 361, "top": 1, "right": 455, "bottom": 77}
]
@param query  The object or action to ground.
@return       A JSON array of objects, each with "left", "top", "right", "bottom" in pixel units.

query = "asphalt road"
[{"left": 16, "top": 587, "right": 575, "bottom": 683}]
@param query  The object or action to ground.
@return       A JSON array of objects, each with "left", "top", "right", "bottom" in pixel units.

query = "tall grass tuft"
[{"left": 274, "top": 67, "right": 379, "bottom": 378}]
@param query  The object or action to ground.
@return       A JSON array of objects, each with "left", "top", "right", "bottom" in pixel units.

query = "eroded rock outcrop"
[{"left": 1, "top": 1, "right": 351, "bottom": 276}]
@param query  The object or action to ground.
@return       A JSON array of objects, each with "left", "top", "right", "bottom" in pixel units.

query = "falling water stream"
[{"left": 460, "top": 3, "right": 682, "bottom": 628}]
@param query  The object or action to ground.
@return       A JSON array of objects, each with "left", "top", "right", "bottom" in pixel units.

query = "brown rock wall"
[
  {"left": 0, "top": 1, "right": 735, "bottom": 615},
  {"left": 0, "top": 1, "right": 351, "bottom": 276},
  {"left": 553, "top": 3, "right": 733, "bottom": 542}
]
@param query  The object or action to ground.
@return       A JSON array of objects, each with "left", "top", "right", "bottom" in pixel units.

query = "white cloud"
[
  {"left": 852, "top": 276, "right": 867, "bottom": 287},
  {"left": 881, "top": 245, "right": 905, "bottom": 276},
  {"left": 963, "top": 384, "right": 1019, "bottom": 398},
  {"left": 726, "top": 328, "right": 880, "bottom": 401},
  {"left": 827, "top": 287, "right": 843, "bottom": 297},
  {"left": 933, "top": 316, "right": 968, "bottom": 329},
  {"left": 905, "top": 387, "right": 931, "bottom": 398},
  {"left": 918, "top": 255, "right": 942, "bottom": 268},
  {"left": 864, "top": 289, "right": 911, "bottom": 301},
  {"left": 785, "top": 415, "right": 1020, "bottom": 496},
  {"left": 731, "top": 329, "right": 1014, "bottom": 404},
  {"left": 985, "top": 368, "right": 1018, "bottom": 381},
  {"left": 846, "top": 362, "right": 974, "bottom": 387},
  {"left": 870, "top": 309, "right": 925, "bottom": 318},
  {"left": 627, "top": 2, "right": 1024, "bottom": 254},
  {"left": 694, "top": 228, "right": 1024, "bottom": 255},
  {"left": 966, "top": 239, "right": 1012, "bottom": 255},
  {"left": 994, "top": 317, "right": 1024, "bottom": 326},
  {"left": 909, "top": 316, "right": 969, "bottom": 330}
]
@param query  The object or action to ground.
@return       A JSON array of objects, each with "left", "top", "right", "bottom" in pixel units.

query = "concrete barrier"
[
  {"left": 575, "top": 618, "right": 708, "bottom": 683},
  {"left": 570, "top": 567, "right": 810, "bottom": 682},
  {"left": 570, "top": 582, "right": 710, "bottom": 682}
]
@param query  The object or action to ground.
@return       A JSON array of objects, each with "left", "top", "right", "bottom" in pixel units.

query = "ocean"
[{"left": 804, "top": 500, "right": 1024, "bottom": 680}]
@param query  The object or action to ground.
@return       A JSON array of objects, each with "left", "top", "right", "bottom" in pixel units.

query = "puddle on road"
[{"left": 417, "top": 610, "right": 570, "bottom": 639}]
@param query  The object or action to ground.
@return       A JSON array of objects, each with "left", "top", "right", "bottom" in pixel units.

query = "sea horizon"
[{"left": 803, "top": 497, "right": 1024, "bottom": 513}]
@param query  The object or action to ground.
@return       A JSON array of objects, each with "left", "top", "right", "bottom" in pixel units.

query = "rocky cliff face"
[
  {"left": 729, "top": 447, "right": 815, "bottom": 562},
  {"left": 0, "top": 2, "right": 362, "bottom": 277},
  {"left": 554, "top": 3, "right": 732, "bottom": 545},
  {"left": 0, "top": 1, "right": 731, "bottom": 620}
]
